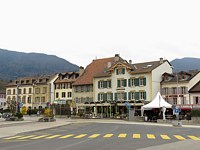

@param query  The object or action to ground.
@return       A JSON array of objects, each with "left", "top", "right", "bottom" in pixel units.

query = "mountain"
[
  {"left": 170, "top": 57, "right": 200, "bottom": 72},
  {"left": 0, "top": 49, "right": 79, "bottom": 80}
]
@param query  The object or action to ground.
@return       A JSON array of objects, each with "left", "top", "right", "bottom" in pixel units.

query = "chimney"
[
  {"left": 129, "top": 60, "right": 132, "bottom": 64},
  {"left": 79, "top": 66, "right": 84, "bottom": 76},
  {"left": 114, "top": 54, "right": 120, "bottom": 62},
  {"left": 107, "top": 62, "right": 111, "bottom": 68},
  {"left": 160, "top": 58, "right": 164, "bottom": 64}
]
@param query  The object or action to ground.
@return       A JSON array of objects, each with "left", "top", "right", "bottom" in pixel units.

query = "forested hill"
[{"left": 0, "top": 49, "right": 79, "bottom": 80}]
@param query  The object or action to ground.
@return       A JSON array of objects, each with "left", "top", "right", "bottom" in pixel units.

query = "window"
[
  {"left": 129, "top": 78, "right": 135, "bottom": 87},
  {"left": 195, "top": 97, "right": 199, "bottom": 104},
  {"left": 181, "top": 87, "right": 187, "bottom": 94},
  {"left": 62, "top": 92, "right": 66, "bottom": 98},
  {"left": 56, "top": 92, "right": 59, "bottom": 98},
  {"left": 172, "top": 87, "right": 177, "bottom": 94},
  {"left": 173, "top": 98, "right": 177, "bottom": 105},
  {"left": 116, "top": 68, "right": 125, "bottom": 75},
  {"left": 107, "top": 80, "right": 112, "bottom": 88},
  {"left": 35, "top": 97, "right": 40, "bottom": 103},
  {"left": 139, "top": 77, "right": 146, "bottom": 86},
  {"left": 115, "top": 92, "right": 127, "bottom": 100},
  {"left": 43, "top": 87, "right": 47, "bottom": 94},
  {"left": 29, "top": 88, "right": 32, "bottom": 94},
  {"left": 7, "top": 89, "right": 11, "bottom": 95},
  {"left": 99, "top": 93, "right": 104, "bottom": 101},
  {"left": 139, "top": 91, "right": 146, "bottom": 100},
  {"left": 117, "top": 79, "right": 127, "bottom": 87},
  {"left": 68, "top": 92, "right": 72, "bottom": 98},
  {"left": 22, "top": 96, "right": 26, "bottom": 104},
  {"left": 41, "top": 96, "right": 45, "bottom": 103},
  {"left": 164, "top": 88, "right": 168, "bottom": 95},
  {"left": 23, "top": 88, "right": 26, "bottom": 94},
  {"left": 98, "top": 81, "right": 104, "bottom": 89},
  {"left": 35, "top": 88, "right": 40, "bottom": 94},
  {"left": 129, "top": 92, "right": 135, "bottom": 100},
  {"left": 107, "top": 93, "right": 113, "bottom": 100},
  {"left": 27, "top": 96, "right": 31, "bottom": 104},
  {"left": 18, "top": 89, "right": 21, "bottom": 94}
]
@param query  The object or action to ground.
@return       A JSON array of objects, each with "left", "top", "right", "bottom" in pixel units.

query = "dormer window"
[{"left": 116, "top": 68, "right": 125, "bottom": 75}]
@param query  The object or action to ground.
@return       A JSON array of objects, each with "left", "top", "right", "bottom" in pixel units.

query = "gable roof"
[
  {"left": 73, "top": 57, "right": 117, "bottom": 85},
  {"left": 189, "top": 80, "right": 200, "bottom": 93}
]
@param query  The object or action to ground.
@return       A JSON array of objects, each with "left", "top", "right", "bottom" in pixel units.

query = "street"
[{"left": 0, "top": 122, "right": 200, "bottom": 150}]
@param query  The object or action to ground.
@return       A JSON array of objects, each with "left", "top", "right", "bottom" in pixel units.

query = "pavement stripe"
[
  {"left": 103, "top": 134, "right": 113, "bottom": 138},
  {"left": 45, "top": 135, "right": 62, "bottom": 139},
  {"left": 59, "top": 134, "right": 74, "bottom": 139},
  {"left": 133, "top": 134, "right": 140, "bottom": 139},
  {"left": 74, "top": 134, "right": 87, "bottom": 138},
  {"left": 118, "top": 134, "right": 127, "bottom": 138},
  {"left": 188, "top": 136, "right": 200, "bottom": 140},
  {"left": 88, "top": 134, "right": 100, "bottom": 138},
  {"left": 31, "top": 135, "right": 50, "bottom": 139},
  {"left": 174, "top": 135, "right": 185, "bottom": 140},
  {"left": 18, "top": 135, "right": 36, "bottom": 140},
  {"left": 4, "top": 136, "right": 22, "bottom": 140},
  {"left": 160, "top": 135, "right": 171, "bottom": 140},
  {"left": 147, "top": 134, "right": 156, "bottom": 139}
]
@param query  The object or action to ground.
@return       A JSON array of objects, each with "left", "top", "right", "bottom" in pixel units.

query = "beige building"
[{"left": 161, "top": 71, "right": 200, "bottom": 110}]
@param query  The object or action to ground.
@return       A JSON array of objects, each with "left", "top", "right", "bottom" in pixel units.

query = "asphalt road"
[{"left": 0, "top": 122, "right": 200, "bottom": 150}]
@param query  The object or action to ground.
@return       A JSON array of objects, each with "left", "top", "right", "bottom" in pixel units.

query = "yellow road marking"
[
  {"left": 18, "top": 135, "right": 36, "bottom": 140},
  {"left": 118, "top": 134, "right": 127, "bottom": 138},
  {"left": 59, "top": 134, "right": 74, "bottom": 139},
  {"left": 174, "top": 135, "right": 185, "bottom": 140},
  {"left": 133, "top": 134, "right": 140, "bottom": 139},
  {"left": 160, "top": 135, "right": 171, "bottom": 140},
  {"left": 88, "top": 134, "right": 100, "bottom": 138},
  {"left": 188, "top": 136, "right": 200, "bottom": 140},
  {"left": 74, "top": 134, "right": 87, "bottom": 138},
  {"left": 4, "top": 136, "right": 22, "bottom": 140},
  {"left": 31, "top": 135, "right": 49, "bottom": 139},
  {"left": 103, "top": 134, "right": 113, "bottom": 138},
  {"left": 147, "top": 134, "right": 155, "bottom": 139},
  {"left": 45, "top": 135, "right": 61, "bottom": 139}
]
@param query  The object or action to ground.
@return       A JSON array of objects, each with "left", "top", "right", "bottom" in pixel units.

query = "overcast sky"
[{"left": 0, "top": 0, "right": 200, "bottom": 67}]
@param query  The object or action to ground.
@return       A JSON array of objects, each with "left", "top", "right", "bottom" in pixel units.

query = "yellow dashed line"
[
  {"left": 103, "top": 134, "right": 113, "bottom": 138},
  {"left": 188, "top": 136, "right": 200, "bottom": 140},
  {"left": 4, "top": 136, "right": 22, "bottom": 140},
  {"left": 31, "top": 135, "right": 50, "bottom": 139},
  {"left": 45, "top": 135, "right": 61, "bottom": 139},
  {"left": 59, "top": 134, "right": 74, "bottom": 139},
  {"left": 74, "top": 134, "right": 87, "bottom": 139},
  {"left": 88, "top": 134, "right": 100, "bottom": 138},
  {"left": 133, "top": 134, "right": 140, "bottom": 139},
  {"left": 160, "top": 135, "right": 171, "bottom": 140},
  {"left": 174, "top": 135, "right": 185, "bottom": 140},
  {"left": 147, "top": 134, "right": 155, "bottom": 139},
  {"left": 18, "top": 135, "right": 36, "bottom": 140},
  {"left": 118, "top": 134, "right": 127, "bottom": 138}
]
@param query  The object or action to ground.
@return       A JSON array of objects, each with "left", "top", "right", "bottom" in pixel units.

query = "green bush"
[{"left": 191, "top": 110, "right": 200, "bottom": 117}]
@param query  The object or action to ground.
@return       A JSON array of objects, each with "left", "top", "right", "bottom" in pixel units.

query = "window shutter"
[
  {"left": 124, "top": 92, "right": 127, "bottom": 100},
  {"left": 103, "top": 81, "right": 107, "bottom": 88},
  {"left": 124, "top": 79, "right": 127, "bottom": 87},
  {"left": 144, "top": 78, "right": 146, "bottom": 86},
  {"left": 122, "top": 68, "right": 125, "bottom": 74},
  {"left": 116, "top": 69, "right": 119, "bottom": 75},
  {"left": 128, "top": 79, "right": 130, "bottom": 87},
  {"left": 115, "top": 93, "right": 118, "bottom": 101},
  {"left": 135, "top": 92, "right": 139, "bottom": 100},
  {"left": 134, "top": 78, "right": 139, "bottom": 86},
  {"left": 103, "top": 93, "right": 107, "bottom": 100},
  {"left": 98, "top": 81, "right": 100, "bottom": 89},
  {"left": 144, "top": 92, "right": 146, "bottom": 100},
  {"left": 111, "top": 93, "right": 113, "bottom": 100},
  {"left": 98, "top": 94, "right": 100, "bottom": 101},
  {"left": 128, "top": 92, "right": 131, "bottom": 100},
  {"left": 117, "top": 80, "right": 120, "bottom": 87}
]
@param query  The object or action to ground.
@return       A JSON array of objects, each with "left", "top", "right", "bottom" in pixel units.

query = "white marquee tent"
[{"left": 141, "top": 92, "right": 172, "bottom": 120}]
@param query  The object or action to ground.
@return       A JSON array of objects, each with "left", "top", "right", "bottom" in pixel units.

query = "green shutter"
[
  {"left": 111, "top": 93, "right": 113, "bottom": 100},
  {"left": 98, "top": 81, "right": 100, "bottom": 89},
  {"left": 116, "top": 69, "right": 119, "bottom": 75},
  {"left": 144, "top": 78, "right": 146, "bottom": 86},
  {"left": 128, "top": 92, "right": 131, "bottom": 100},
  {"left": 98, "top": 94, "right": 100, "bottom": 101},
  {"left": 117, "top": 80, "right": 120, "bottom": 87},
  {"left": 103, "top": 93, "right": 107, "bottom": 100},
  {"left": 122, "top": 68, "right": 125, "bottom": 74},
  {"left": 124, "top": 79, "right": 127, "bottom": 87},
  {"left": 128, "top": 79, "right": 130, "bottom": 87},
  {"left": 134, "top": 78, "right": 139, "bottom": 86},
  {"left": 144, "top": 92, "right": 146, "bottom": 100},
  {"left": 103, "top": 81, "right": 107, "bottom": 88},
  {"left": 135, "top": 92, "right": 139, "bottom": 100},
  {"left": 115, "top": 93, "right": 118, "bottom": 101},
  {"left": 124, "top": 92, "right": 127, "bottom": 100}
]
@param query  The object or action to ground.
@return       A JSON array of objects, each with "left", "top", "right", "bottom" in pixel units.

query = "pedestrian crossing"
[{"left": 2, "top": 133, "right": 200, "bottom": 141}]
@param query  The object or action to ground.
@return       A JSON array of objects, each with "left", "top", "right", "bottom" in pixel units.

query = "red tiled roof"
[{"left": 73, "top": 57, "right": 116, "bottom": 85}]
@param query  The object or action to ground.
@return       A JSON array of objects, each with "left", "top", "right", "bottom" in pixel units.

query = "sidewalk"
[{"left": 0, "top": 116, "right": 200, "bottom": 138}]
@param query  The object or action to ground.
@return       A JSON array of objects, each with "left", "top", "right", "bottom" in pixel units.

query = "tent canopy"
[{"left": 142, "top": 92, "right": 172, "bottom": 109}]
